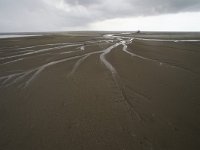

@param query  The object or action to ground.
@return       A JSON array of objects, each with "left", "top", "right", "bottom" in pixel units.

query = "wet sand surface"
[{"left": 0, "top": 32, "right": 200, "bottom": 150}]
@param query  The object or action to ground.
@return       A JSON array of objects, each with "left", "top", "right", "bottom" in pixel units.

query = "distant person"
[{"left": 136, "top": 30, "right": 141, "bottom": 34}]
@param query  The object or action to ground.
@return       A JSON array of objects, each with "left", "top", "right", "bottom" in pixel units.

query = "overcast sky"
[{"left": 0, "top": 0, "right": 200, "bottom": 32}]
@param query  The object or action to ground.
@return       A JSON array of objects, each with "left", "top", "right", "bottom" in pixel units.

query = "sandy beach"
[{"left": 0, "top": 32, "right": 200, "bottom": 150}]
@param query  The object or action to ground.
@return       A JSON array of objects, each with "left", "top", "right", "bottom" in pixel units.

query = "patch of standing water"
[{"left": 0, "top": 34, "right": 42, "bottom": 39}]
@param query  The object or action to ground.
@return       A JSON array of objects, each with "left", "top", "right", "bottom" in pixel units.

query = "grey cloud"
[
  {"left": 63, "top": 0, "right": 101, "bottom": 6},
  {"left": 85, "top": 0, "right": 200, "bottom": 17},
  {"left": 0, "top": 0, "right": 200, "bottom": 32},
  {"left": 132, "top": 0, "right": 200, "bottom": 13}
]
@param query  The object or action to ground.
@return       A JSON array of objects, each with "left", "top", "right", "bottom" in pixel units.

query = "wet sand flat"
[{"left": 0, "top": 32, "right": 200, "bottom": 150}]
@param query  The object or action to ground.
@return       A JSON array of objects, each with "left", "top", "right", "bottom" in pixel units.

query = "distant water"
[{"left": 0, "top": 34, "right": 42, "bottom": 39}]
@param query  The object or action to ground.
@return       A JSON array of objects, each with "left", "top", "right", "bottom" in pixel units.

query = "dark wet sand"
[{"left": 0, "top": 32, "right": 200, "bottom": 150}]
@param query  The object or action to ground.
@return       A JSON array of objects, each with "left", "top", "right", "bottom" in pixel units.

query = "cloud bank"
[{"left": 0, "top": 0, "right": 200, "bottom": 32}]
